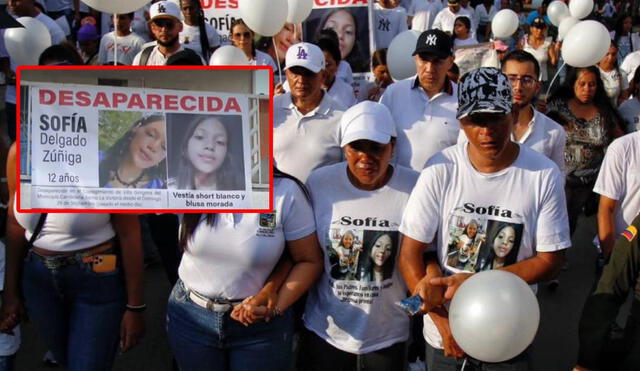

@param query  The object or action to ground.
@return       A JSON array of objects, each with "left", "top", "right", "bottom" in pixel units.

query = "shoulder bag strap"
[{"left": 26, "top": 213, "right": 47, "bottom": 249}]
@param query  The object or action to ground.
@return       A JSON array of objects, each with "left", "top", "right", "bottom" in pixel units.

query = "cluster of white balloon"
[{"left": 210, "top": 0, "right": 314, "bottom": 66}]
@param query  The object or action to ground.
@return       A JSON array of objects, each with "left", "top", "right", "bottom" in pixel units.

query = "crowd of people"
[{"left": 0, "top": 0, "right": 637, "bottom": 370}]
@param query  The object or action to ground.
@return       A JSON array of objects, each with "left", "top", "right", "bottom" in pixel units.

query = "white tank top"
[
  {"left": 14, "top": 202, "right": 115, "bottom": 252},
  {"left": 523, "top": 36, "right": 552, "bottom": 81}
]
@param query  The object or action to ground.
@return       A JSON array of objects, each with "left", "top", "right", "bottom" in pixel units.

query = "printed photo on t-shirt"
[
  {"left": 445, "top": 214, "right": 524, "bottom": 273},
  {"left": 327, "top": 228, "right": 399, "bottom": 283}
]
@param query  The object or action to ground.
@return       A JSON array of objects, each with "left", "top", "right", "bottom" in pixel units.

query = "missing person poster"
[
  {"left": 25, "top": 83, "right": 253, "bottom": 211},
  {"left": 454, "top": 42, "right": 500, "bottom": 77}
]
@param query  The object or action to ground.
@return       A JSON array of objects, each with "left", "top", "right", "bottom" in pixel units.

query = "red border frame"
[{"left": 16, "top": 65, "right": 274, "bottom": 214}]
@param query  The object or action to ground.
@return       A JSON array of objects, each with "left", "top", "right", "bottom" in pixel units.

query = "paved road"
[{"left": 15, "top": 214, "right": 603, "bottom": 371}]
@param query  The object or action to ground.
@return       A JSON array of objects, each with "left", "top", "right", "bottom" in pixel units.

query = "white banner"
[{"left": 27, "top": 83, "right": 253, "bottom": 210}]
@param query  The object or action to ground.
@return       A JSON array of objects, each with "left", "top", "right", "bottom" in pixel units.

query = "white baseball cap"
[
  {"left": 284, "top": 42, "right": 325, "bottom": 74},
  {"left": 340, "top": 101, "right": 397, "bottom": 147},
  {"left": 150, "top": 1, "right": 181, "bottom": 22}
]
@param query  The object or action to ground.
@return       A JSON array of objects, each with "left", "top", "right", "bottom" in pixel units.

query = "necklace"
[{"left": 114, "top": 168, "right": 145, "bottom": 188}]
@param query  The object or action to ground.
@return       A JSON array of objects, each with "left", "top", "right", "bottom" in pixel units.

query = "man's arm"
[
  {"left": 598, "top": 195, "right": 618, "bottom": 258},
  {"left": 398, "top": 235, "right": 444, "bottom": 313}
]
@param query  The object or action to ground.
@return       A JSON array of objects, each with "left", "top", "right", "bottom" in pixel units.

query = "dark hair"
[
  {"left": 477, "top": 222, "right": 521, "bottom": 270},
  {"left": 38, "top": 42, "right": 84, "bottom": 65},
  {"left": 166, "top": 48, "right": 204, "bottom": 65},
  {"left": 180, "top": 0, "right": 211, "bottom": 60},
  {"left": 501, "top": 49, "right": 541, "bottom": 79},
  {"left": 338, "top": 230, "right": 355, "bottom": 248},
  {"left": 230, "top": 18, "right": 256, "bottom": 58},
  {"left": 453, "top": 16, "right": 471, "bottom": 40},
  {"left": 99, "top": 114, "right": 167, "bottom": 187},
  {"left": 449, "top": 62, "right": 459, "bottom": 75},
  {"left": 115, "top": 12, "right": 135, "bottom": 19},
  {"left": 613, "top": 14, "right": 633, "bottom": 46},
  {"left": 462, "top": 219, "right": 478, "bottom": 238},
  {"left": 356, "top": 231, "right": 396, "bottom": 282},
  {"left": 548, "top": 66, "right": 623, "bottom": 137},
  {"left": 316, "top": 28, "right": 341, "bottom": 66},
  {"left": 371, "top": 48, "right": 387, "bottom": 68},
  {"left": 179, "top": 166, "right": 309, "bottom": 250},
  {"left": 173, "top": 115, "right": 244, "bottom": 191},
  {"left": 316, "top": 8, "right": 368, "bottom": 72}
]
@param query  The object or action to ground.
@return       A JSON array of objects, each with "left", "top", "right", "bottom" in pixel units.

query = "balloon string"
[
  {"left": 545, "top": 61, "right": 566, "bottom": 97},
  {"left": 461, "top": 357, "right": 468, "bottom": 371},
  {"left": 113, "top": 14, "right": 118, "bottom": 66},
  {"left": 272, "top": 37, "right": 283, "bottom": 84}
]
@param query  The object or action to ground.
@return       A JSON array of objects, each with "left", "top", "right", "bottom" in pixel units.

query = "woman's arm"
[
  {"left": 1, "top": 143, "right": 27, "bottom": 333},
  {"left": 549, "top": 42, "right": 559, "bottom": 66},
  {"left": 111, "top": 214, "right": 145, "bottom": 351}
]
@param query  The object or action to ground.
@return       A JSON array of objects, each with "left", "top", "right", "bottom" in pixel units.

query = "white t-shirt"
[
  {"left": 399, "top": 143, "right": 571, "bottom": 348},
  {"left": 337, "top": 60, "right": 354, "bottom": 85},
  {"left": 178, "top": 177, "right": 316, "bottom": 300},
  {"left": 251, "top": 49, "right": 278, "bottom": 70},
  {"left": 620, "top": 50, "right": 640, "bottom": 84},
  {"left": 14, "top": 210, "right": 116, "bottom": 253},
  {"left": 618, "top": 97, "right": 640, "bottom": 132},
  {"left": 457, "top": 108, "right": 566, "bottom": 173},
  {"left": 0, "top": 240, "right": 20, "bottom": 356},
  {"left": 474, "top": 3, "right": 496, "bottom": 26},
  {"left": 380, "top": 76, "right": 459, "bottom": 171},
  {"left": 593, "top": 131, "right": 640, "bottom": 235},
  {"left": 98, "top": 32, "right": 146, "bottom": 65},
  {"left": 132, "top": 45, "right": 205, "bottom": 66},
  {"left": 522, "top": 36, "right": 552, "bottom": 81},
  {"left": 1, "top": 12, "right": 66, "bottom": 104},
  {"left": 180, "top": 23, "right": 221, "bottom": 60},
  {"left": 453, "top": 37, "right": 478, "bottom": 47},
  {"left": 304, "top": 162, "right": 418, "bottom": 354},
  {"left": 274, "top": 92, "right": 345, "bottom": 182},
  {"left": 408, "top": 0, "right": 442, "bottom": 31},
  {"left": 598, "top": 67, "right": 628, "bottom": 105},
  {"left": 432, "top": 8, "right": 472, "bottom": 34},
  {"left": 44, "top": 0, "right": 72, "bottom": 12},
  {"left": 101, "top": 8, "right": 152, "bottom": 42},
  {"left": 374, "top": 5, "right": 409, "bottom": 50},
  {"left": 328, "top": 78, "right": 357, "bottom": 108}
]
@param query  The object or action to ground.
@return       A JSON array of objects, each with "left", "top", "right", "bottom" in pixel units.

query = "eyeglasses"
[
  {"left": 152, "top": 19, "right": 176, "bottom": 29},
  {"left": 506, "top": 74, "right": 537, "bottom": 88},
  {"left": 233, "top": 31, "right": 252, "bottom": 39}
]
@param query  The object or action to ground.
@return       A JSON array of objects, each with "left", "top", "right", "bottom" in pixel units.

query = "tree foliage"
[{"left": 98, "top": 110, "right": 142, "bottom": 151}]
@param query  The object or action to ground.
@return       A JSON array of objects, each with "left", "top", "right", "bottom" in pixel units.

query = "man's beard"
[{"left": 157, "top": 34, "right": 180, "bottom": 48}]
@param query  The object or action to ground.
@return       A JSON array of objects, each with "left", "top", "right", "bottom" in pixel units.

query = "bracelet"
[
  {"left": 270, "top": 306, "right": 283, "bottom": 317},
  {"left": 125, "top": 303, "right": 147, "bottom": 312}
]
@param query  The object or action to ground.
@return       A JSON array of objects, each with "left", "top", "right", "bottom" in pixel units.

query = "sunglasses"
[
  {"left": 152, "top": 19, "right": 176, "bottom": 29},
  {"left": 233, "top": 31, "right": 252, "bottom": 39}
]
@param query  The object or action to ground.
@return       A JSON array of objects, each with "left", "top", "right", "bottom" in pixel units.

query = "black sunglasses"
[{"left": 153, "top": 19, "right": 176, "bottom": 29}]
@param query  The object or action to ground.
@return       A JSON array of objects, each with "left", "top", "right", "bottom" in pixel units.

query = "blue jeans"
[
  {"left": 0, "top": 354, "right": 15, "bottom": 371},
  {"left": 167, "top": 280, "right": 294, "bottom": 371},
  {"left": 425, "top": 343, "right": 529, "bottom": 371},
  {"left": 21, "top": 250, "right": 126, "bottom": 371}
]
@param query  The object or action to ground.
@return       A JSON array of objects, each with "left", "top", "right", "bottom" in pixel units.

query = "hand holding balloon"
[
  {"left": 429, "top": 273, "right": 473, "bottom": 300},
  {"left": 413, "top": 275, "right": 445, "bottom": 313},
  {"left": 430, "top": 307, "right": 465, "bottom": 359}
]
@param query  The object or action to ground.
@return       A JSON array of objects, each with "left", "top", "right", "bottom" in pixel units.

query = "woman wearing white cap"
[
  {"left": 165, "top": 167, "right": 323, "bottom": 371},
  {"left": 299, "top": 101, "right": 418, "bottom": 370}
]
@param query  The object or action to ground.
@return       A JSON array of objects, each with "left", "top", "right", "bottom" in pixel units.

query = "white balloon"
[
  {"left": 491, "top": 9, "right": 519, "bottom": 39},
  {"left": 81, "top": 0, "right": 149, "bottom": 14},
  {"left": 547, "top": 1, "right": 570, "bottom": 27},
  {"left": 562, "top": 20, "right": 610, "bottom": 67},
  {"left": 387, "top": 30, "right": 421, "bottom": 81},
  {"left": 239, "top": 0, "right": 288, "bottom": 37},
  {"left": 569, "top": 0, "right": 594, "bottom": 19},
  {"left": 209, "top": 45, "right": 250, "bottom": 66},
  {"left": 557, "top": 16, "right": 580, "bottom": 41},
  {"left": 287, "top": 0, "right": 313, "bottom": 24},
  {"left": 449, "top": 270, "right": 540, "bottom": 363},
  {"left": 4, "top": 17, "right": 51, "bottom": 66}
]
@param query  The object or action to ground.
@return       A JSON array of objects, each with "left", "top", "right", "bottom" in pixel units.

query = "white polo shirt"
[
  {"left": 380, "top": 76, "right": 459, "bottom": 171},
  {"left": 274, "top": 92, "right": 345, "bottom": 182},
  {"left": 593, "top": 131, "right": 640, "bottom": 235},
  {"left": 328, "top": 78, "right": 357, "bottom": 108},
  {"left": 400, "top": 143, "right": 571, "bottom": 349},
  {"left": 179, "top": 177, "right": 316, "bottom": 300},
  {"left": 408, "top": 0, "right": 443, "bottom": 31},
  {"left": 432, "top": 7, "right": 472, "bottom": 34},
  {"left": 374, "top": 5, "right": 409, "bottom": 50},
  {"left": 457, "top": 107, "right": 566, "bottom": 173}
]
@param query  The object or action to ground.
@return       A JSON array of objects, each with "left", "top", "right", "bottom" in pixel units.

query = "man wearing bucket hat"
[
  {"left": 300, "top": 101, "right": 418, "bottom": 370},
  {"left": 399, "top": 67, "right": 570, "bottom": 369},
  {"left": 380, "top": 29, "right": 459, "bottom": 171},
  {"left": 133, "top": 1, "right": 193, "bottom": 65},
  {"left": 274, "top": 42, "right": 345, "bottom": 182}
]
